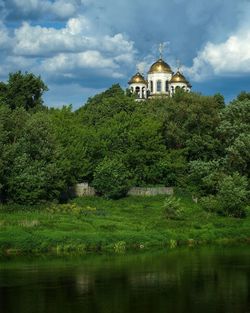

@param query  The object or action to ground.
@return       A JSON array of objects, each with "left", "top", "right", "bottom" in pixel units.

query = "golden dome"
[
  {"left": 170, "top": 71, "right": 189, "bottom": 84},
  {"left": 148, "top": 58, "right": 172, "bottom": 74},
  {"left": 128, "top": 72, "right": 147, "bottom": 85}
]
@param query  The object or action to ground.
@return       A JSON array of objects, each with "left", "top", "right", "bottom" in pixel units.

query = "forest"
[{"left": 0, "top": 71, "right": 249, "bottom": 218}]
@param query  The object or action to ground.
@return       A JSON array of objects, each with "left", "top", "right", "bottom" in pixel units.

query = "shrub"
[
  {"left": 163, "top": 196, "right": 183, "bottom": 219},
  {"left": 113, "top": 241, "right": 126, "bottom": 253},
  {"left": 200, "top": 195, "right": 220, "bottom": 213},
  {"left": 216, "top": 173, "right": 249, "bottom": 218},
  {"left": 92, "top": 157, "right": 132, "bottom": 199}
]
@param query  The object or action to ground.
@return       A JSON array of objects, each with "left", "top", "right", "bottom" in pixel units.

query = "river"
[{"left": 1, "top": 246, "right": 250, "bottom": 313}]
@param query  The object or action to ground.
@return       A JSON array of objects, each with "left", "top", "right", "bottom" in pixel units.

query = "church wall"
[
  {"left": 147, "top": 72, "right": 172, "bottom": 95},
  {"left": 130, "top": 82, "right": 147, "bottom": 99},
  {"left": 170, "top": 82, "right": 189, "bottom": 96}
]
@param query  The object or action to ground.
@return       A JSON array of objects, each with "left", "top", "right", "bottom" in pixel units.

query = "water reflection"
[{"left": 1, "top": 246, "right": 250, "bottom": 313}]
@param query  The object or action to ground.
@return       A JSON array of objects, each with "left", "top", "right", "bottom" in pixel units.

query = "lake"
[{"left": 1, "top": 246, "right": 250, "bottom": 313}]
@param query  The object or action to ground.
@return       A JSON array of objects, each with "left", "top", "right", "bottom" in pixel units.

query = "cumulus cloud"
[
  {"left": 1, "top": 15, "right": 136, "bottom": 88},
  {"left": 14, "top": 19, "right": 134, "bottom": 59},
  {"left": 0, "top": 23, "right": 12, "bottom": 50},
  {"left": 186, "top": 24, "right": 250, "bottom": 81},
  {"left": 14, "top": 18, "right": 93, "bottom": 56},
  {"left": 2, "top": 0, "right": 83, "bottom": 20}
]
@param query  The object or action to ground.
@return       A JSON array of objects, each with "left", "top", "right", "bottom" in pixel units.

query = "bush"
[
  {"left": 163, "top": 196, "right": 183, "bottom": 219},
  {"left": 200, "top": 195, "right": 220, "bottom": 213},
  {"left": 216, "top": 173, "right": 249, "bottom": 218},
  {"left": 92, "top": 157, "right": 132, "bottom": 199}
]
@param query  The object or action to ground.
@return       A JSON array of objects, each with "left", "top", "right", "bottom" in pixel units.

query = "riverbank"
[{"left": 0, "top": 193, "right": 250, "bottom": 255}]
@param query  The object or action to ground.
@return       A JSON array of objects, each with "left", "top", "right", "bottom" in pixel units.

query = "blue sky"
[{"left": 0, "top": 0, "right": 249, "bottom": 108}]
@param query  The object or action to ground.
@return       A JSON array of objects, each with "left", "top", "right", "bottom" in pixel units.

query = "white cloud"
[
  {"left": 50, "top": 0, "right": 76, "bottom": 19},
  {"left": 14, "top": 19, "right": 93, "bottom": 56},
  {"left": 186, "top": 4, "right": 250, "bottom": 82},
  {"left": 41, "top": 51, "right": 118, "bottom": 72},
  {"left": 13, "top": 17, "right": 135, "bottom": 59},
  {"left": 10, "top": 16, "right": 136, "bottom": 82},
  {"left": 4, "top": 0, "right": 81, "bottom": 19},
  {"left": 0, "top": 23, "right": 12, "bottom": 49}
]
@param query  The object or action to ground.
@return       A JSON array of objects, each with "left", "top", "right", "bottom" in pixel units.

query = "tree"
[
  {"left": 161, "top": 92, "right": 223, "bottom": 161},
  {"left": 236, "top": 91, "right": 250, "bottom": 101},
  {"left": 218, "top": 98, "right": 250, "bottom": 178},
  {"left": 4, "top": 112, "right": 67, "bottom": 204},
  {"left": 0, "top": 71, "right": 48, "bottom": 111},
  {"left": 76, "top": 84, "right": 136, "bottom": 126},
  {"left": 216, "top": 173, "right": 249, "bottom": 218},
  {"left": 92, "top": 157, "right": 132, "bottom": 199}
]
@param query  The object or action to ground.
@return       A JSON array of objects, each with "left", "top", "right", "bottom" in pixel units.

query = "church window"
[
  {"left": 157, "top": 80, "right": 162, "bottom": 92},
  {"left": 142, "top": 87, "right": 145, "bottom": 98},
  {"left": 135, "top": 86, "right": 140, "bottom": 98},
  {"left": 150, "top": 81, "right": 153, "bottom": 92},
  {"left": 165, "top": 81, "right": 169, "bottom": 92}
]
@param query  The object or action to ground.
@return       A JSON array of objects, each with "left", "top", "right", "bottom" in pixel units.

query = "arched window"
[
  {"left": 157, "top": 80, "right": 162, "bottom": 92},
  {"left": 150, "top": 81, "right": 153, "bottom": 92},
  {"left": 165, "top": 81, "right": 169, "bottom": 92},
  {"left": 142, "top": 87, "right": 145, "bottom": 99},
  {"left": 135, "top": 86, "right": 140, "bottom": 98}
]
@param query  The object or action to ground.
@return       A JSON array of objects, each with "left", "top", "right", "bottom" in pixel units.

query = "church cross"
[
  {"left": 176, "top": 59, "right": 182, "bottom": 72},
  {"left": 159, "top": 43, "right": 164, "bottom": 59}
]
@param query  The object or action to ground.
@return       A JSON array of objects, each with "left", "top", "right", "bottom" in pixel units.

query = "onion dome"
[
  {"left": 148, "top": 58, "right": 172, "bottom": 74},
  {"left": 128, "top": 72, "right": 147, "bottom": 85},
  {"left": 170, "top": 71, "right": 189, "bottom": 84}
]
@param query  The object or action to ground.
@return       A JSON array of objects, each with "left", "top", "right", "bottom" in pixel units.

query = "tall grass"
[{"left": 0, "top": 194, "right": 250, "bottom": 255}]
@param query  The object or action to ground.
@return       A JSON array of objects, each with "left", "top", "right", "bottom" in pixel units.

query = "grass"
[{"left": 0, "top": 192, "right": 250, "bottom": 255}]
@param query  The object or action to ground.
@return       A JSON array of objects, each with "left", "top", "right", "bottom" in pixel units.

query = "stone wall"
[
  {"left": 74, "top": 183, "right": 96, "bottom": 197},
  {"left": 127, "top": 187, "right": 173, "bottom": 196},
  {"left": 74, "top": 183, "right": 173, "bottom": 197}
]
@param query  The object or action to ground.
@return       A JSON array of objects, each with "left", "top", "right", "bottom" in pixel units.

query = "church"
[{"left": 128, "top": 48, "right": 191, "bottom": 100}]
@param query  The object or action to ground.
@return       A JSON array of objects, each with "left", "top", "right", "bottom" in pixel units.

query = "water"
[{"left": 1, "top": 246, "right": 250, "bottom": 313}]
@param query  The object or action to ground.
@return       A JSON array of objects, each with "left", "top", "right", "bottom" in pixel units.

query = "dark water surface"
[{"left": 1, "top": 246, "right": 250, "bottom": 313}]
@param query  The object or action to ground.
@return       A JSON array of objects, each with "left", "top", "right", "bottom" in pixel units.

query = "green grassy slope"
[{"left": 0, "top": 194, "right": 250, "bottom": 255}]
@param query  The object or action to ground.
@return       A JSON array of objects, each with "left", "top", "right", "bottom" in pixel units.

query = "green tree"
[
  {"left": 218, "top": 98, "right": 250, "bottom": 177},
  {"left": 216, "top": 173, "right": 249, "bottom": 218},
  {"left": 92, "top": 157, "right": 132, "bottom": 199},
  {"left": 162, "top": 92, "right": 223, "bottom": 160},
  {"left": 0, "top": 71, "right": 48, "bottom": 111},
  {"left": 5, "top": 112, "right": 66, "bottom": 204}
]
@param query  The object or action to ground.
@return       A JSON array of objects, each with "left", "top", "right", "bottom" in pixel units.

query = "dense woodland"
[{"left": 0, "top": 71, "right": 249, "bottom": 217}]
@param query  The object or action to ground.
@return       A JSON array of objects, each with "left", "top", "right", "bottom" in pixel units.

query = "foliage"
[
  {"left": 216, "top": 173, "right": 249, "bottom": 218},
  {"left": 0, "top": 71, "right": 48, "bottom": 111},
  {"left": 200, "top": 173, "right": 249, "bottom": 218},
  {"left": 4, "top": 113, "right": 66, "bottom": 204},
  {"left": 92, "top": 157, "right": 132, "bottom": 199},
  {"left": 163, "top": 196, "right": 183, "bottom": 220},
  {"left": 0, "top": 72, "right": 249, "bottom": 216}
]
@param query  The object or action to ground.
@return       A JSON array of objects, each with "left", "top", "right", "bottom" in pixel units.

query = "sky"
[{"left": 0, "top": 0, "right": 249, "bottom": 108}]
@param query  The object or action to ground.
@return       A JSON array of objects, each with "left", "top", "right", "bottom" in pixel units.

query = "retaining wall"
[
  {"left": 74, "top": 183, "right": 96, "bottom": 197},
  {"left": 127, "top": 187, "right": 173, "bottom": 196},
  {"left": 74, "top": 183, "right": 173, "bottom": 197}
]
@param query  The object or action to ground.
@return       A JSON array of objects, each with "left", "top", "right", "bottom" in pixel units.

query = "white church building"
[{"left": 128, "top": 50, "right": 191, "bottom": 100}]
